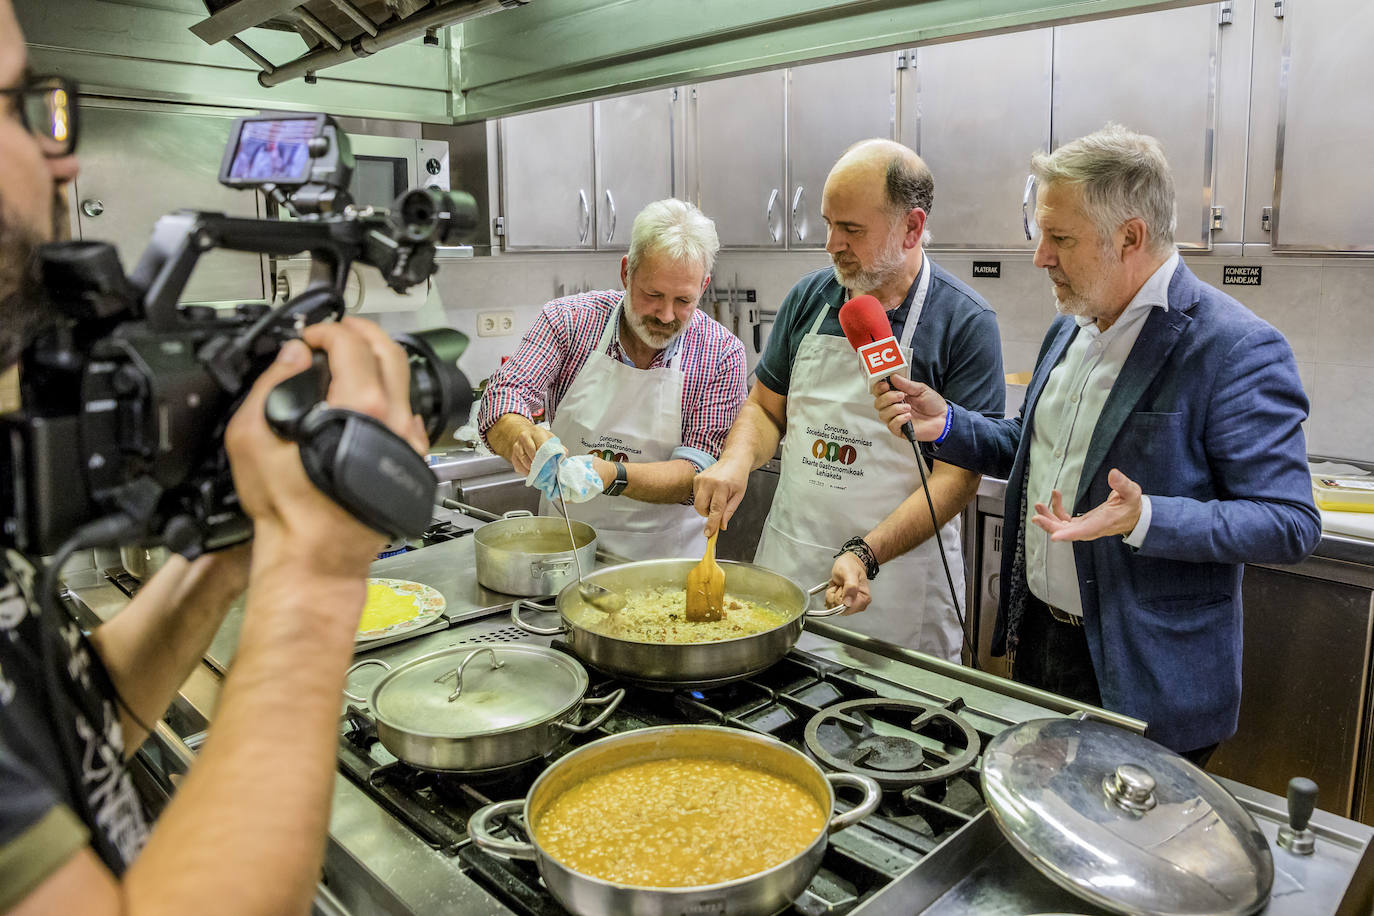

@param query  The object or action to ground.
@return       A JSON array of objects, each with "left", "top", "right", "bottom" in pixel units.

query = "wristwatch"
[{"left": 603, "top": 461, "right": 628, "bottom": 496}]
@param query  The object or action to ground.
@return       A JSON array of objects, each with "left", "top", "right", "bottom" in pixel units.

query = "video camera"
[{"left": 1, "top": 113, "right": 478, "bottom": 559}]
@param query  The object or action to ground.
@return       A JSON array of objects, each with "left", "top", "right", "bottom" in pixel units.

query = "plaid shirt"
[{"left": 478, "top": 290, "right": 747, "bottom": 468}]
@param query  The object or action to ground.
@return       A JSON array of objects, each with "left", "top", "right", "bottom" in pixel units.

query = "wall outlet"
[{"left": 477, "top": 310, "right": 516, "bottom": 337}]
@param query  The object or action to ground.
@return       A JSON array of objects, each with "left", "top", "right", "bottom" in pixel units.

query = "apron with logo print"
[
  {"left": 754, "top": 262, "right": 965, "bottom": 659},
  {"left": 540, "top": 298, "right": 702, "bottom": 560}
]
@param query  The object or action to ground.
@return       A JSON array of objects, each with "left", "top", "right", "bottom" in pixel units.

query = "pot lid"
[
  {"left": 981, "top": 718, "right": 1273, "bottom": 916},
  {"left": 372, "top": 644, "right": 587, "bottom": 738}
]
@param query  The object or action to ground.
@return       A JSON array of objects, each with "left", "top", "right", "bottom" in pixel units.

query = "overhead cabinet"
[
  {"left": 1268, "top": 0, "right": 1374, "bottom": 253},
  {"left": 498, "top": 88, "right": 680, "bottom": 251},
  {"left": 70, "top": 105, "right": 265, "bottom": 304}
]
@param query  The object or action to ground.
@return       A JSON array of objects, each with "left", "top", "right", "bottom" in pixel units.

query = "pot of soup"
[
  {"left": 468, "top": 725, "right": 881, "bottom": 916},
  {"left": 472, "top": 510, "right": 598, "bottom": 597},
  {"left": 510, "top": 558, "right": 845, "bottom": 688}
]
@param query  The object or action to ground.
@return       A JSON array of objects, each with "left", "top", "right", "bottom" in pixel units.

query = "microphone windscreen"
[{"left": 837, "top": 294, "right": 891, "bottom": 352}]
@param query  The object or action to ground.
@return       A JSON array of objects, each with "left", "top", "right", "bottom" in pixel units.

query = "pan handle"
[
  {"left": 343, "top": 658, "right": 391, "bottom": 702},
  {"left": 511, "top": 599, "right": 567, "bottom": 636},
  {"left": 825, "top": 772, "right": 882, "bottom": 833},
  {"left": 804, "top": 581, "right": 848, "bottom": 618},
  {"left": 468, "top": 800, "right": 537, "bottom": 860},
  {"left": 559, "top": 687, "right": 626, "bottom": 734}
]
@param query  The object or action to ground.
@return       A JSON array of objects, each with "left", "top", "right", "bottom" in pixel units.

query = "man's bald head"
[{"left": 830, "top": 139, "right": 934, "bottom": 221}]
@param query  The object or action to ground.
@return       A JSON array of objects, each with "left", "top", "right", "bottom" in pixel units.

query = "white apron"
[
  {"left": 539, "top": 299, "right": 702, "bottom": 560},
  {"left": 753, "top": 263, "right": 965, "bottom": 660}
]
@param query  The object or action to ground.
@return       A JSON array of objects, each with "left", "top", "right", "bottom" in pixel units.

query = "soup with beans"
[{"left": 534, "top": 756, "right": 827, "bottom": 887}]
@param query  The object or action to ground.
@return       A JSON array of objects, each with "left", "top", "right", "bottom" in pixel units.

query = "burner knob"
[
  {"left": 1104, "top": 763, "right": 1157, "bottom": 814},
  {"left": 1278, "top": 777, "right": 1318, "bottom": 856}
]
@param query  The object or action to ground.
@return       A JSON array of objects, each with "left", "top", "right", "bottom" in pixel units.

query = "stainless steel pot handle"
[
  {"left": 468, "top": 800, "right": 537, "bottom": 860},
  {"left": 824, "top": 772, "right": 882, "bottom": 832},
  {"left": 342, "top": 658, "right": 391, "bottom": 703},
  {"left": 804, "top": 581, "right": 848, "bottom": 618},
  {"left": 503, "top": 509, "right": 534, "bottom": 519},
  {"left": 558, "top": 687, "right": 626, "bottom": 734},
  {"left": 532, "top": 558, "right": 573, "bottom": 575},
  {"left": 434, "top": 646, "right": 506, "bottom": 702},
  {"left": 510, "top": 598, "right": 567, "bottom": 636}
]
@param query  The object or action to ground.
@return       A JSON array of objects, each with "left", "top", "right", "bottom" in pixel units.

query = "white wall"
[{"left": 381, "top": 249, "right": 1374, "bottom": 464}]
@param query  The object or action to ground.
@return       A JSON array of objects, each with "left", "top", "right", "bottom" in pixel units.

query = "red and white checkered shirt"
[{"left": 478, "top": 290, "right": 747, "bottom": 468}]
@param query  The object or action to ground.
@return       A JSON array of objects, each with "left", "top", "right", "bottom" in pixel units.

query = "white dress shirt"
[{"left": 1024, "top": 251, "right": 1179, "bottom": 616}]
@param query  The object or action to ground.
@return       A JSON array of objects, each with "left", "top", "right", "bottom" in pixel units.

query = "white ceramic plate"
[{"left": 356, "top": 577, "right": 447, "bottom": 643}]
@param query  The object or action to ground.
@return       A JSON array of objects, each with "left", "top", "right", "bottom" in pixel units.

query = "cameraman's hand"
[{"left": 226, "top": 318, "right": 428, "bottom": 579}]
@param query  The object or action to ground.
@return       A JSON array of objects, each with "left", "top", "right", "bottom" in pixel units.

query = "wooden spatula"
[{"left": 685, "top": 531, "right": 725, "bottom": 622}]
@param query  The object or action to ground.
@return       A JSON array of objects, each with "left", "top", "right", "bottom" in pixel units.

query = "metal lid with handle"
[{"left": 981, "top": 717, "right": 1274, "bottom": 916}]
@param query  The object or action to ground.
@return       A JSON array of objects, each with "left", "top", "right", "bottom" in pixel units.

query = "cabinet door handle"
[
  {"left": 577, "top": 189, "right": 590, "bottom": 244},
  {"left": 766, "top": 188, "right": 781, "bottom": 243},
  {"left": 603, "top": 189, "right": 617, "bottom": 244},
  {"left": 791, "top": 186, "right": 805, "bottom": 241},
  {"left": 1022, "top": 173, "right": 1037, "bottom": 241}
]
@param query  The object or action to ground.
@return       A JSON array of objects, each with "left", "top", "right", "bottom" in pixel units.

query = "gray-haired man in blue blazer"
[{"left": 875, "top": 124, "right": 1320, "bottom": 763}]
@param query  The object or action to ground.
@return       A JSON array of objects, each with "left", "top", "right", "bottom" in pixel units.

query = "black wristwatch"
[
  {"left": 603, "top": 461, "right": 628, "bottom": 496},
  {"left": 835, "top": 536, "right": 879, "bottom": 580}
]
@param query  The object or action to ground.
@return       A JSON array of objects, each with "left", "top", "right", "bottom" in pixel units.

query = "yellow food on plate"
[
  {"left": 535, "top": 756, "right": 826, "bottom": 887},
  {"left": 357, "top": 578, "right": 444, "bottom": 637},
  {"left": 576, "top": 586, "right": 787, "bottom": 643}
]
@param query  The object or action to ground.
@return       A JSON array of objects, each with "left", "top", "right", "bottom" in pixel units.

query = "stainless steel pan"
[
  {"left": 343, "top": 644, "right": 624, "bottom": 772},
  {"left": 468, "top": 725, "right": 881, "bottom": 916},
  {"left": 511, "top": 558, "right": 844, "bottom": 688},
  {"left": 445, "top": 499, "right": 598, "bottom": 597}
]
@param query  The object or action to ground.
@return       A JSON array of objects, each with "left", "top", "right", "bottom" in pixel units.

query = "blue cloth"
[
  {"left": 931, "top": 261, "right": 1320, "bottom": 752},
  {"left": 526, "top": 438, "right": 601, "bottom": 503},
  {"left": 756, "top": 262, "right": 1007, "bottom": 460}
]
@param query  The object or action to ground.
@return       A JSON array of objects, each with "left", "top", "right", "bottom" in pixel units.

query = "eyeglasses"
[{"left": 1, "top": 73, "right": 79, "bottom": 157}]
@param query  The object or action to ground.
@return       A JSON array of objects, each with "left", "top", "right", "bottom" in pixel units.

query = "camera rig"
[{"left": 1, "top": 113, "right": 478, "bottom": 560}]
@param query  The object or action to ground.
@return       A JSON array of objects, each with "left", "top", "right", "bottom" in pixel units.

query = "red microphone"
[{"left": 837, "top": 294, "right": 916, "bottom": 442}]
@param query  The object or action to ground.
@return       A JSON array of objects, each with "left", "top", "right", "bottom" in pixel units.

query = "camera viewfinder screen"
[{"left": 227, "top": 118, "right": 318, "bottom": 184}]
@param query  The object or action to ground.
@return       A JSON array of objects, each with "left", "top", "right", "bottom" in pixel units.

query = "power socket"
[{"left": 477, "top": 310, "right": 516, "bottom": 337}]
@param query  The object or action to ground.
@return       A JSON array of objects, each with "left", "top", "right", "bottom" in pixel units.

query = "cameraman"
[{"left": 0, "top": 4, "right": 429, "bottom": 912}]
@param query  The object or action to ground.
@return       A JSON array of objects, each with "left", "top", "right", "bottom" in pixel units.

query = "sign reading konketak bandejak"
[{"left": 1223, "top": 265, "right": 1262, "bottom": 286}]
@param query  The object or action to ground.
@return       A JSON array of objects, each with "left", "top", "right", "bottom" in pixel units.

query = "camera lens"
[
  {"left": 394, "top": 327, "right": 473, "bottom": 445},
  {"left": 393, "top": 188, "right": 479, "bottom": 246}
]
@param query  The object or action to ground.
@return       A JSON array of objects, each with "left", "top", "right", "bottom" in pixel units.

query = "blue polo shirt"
[{"left": 757, "top": 262, "right": 1007, "bottom": 434}]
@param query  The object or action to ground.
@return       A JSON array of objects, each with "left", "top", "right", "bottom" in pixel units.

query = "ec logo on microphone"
[
  {"left": 812, "top": 440, "right": 857, "bottom": 465},
  {"left": 857, "top": 336, "right": 907, "bottom": 379}
]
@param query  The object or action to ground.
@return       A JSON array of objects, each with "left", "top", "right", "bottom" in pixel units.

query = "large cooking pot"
[
  {"left": 448, "top": 500, "right": 599, "bottom": 597},
  {"left": 510, "top": 558, "right": 844, "bottom": 688},
  {"left": 468, "top": 725, "right": 881, "bottom": 916},
  {"left": 343, "top": 644, "right": 624, "bottom": 772}
]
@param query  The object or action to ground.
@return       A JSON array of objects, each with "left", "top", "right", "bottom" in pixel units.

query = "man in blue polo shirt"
[{"left": 695, "top": 139, "right": 1004, "bottom": 659}]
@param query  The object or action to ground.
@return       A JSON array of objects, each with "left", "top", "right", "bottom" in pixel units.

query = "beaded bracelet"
[{"left": 835, "top": 536, "right": 879, "bottom": 581}]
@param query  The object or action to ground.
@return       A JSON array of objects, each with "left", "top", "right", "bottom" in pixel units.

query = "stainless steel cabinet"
[
  {"left": 498, "top": 104, "right": 596, "bottom": 249},
  {"left": 1269, "top": 0, "right": 1374, "bottom": 252},
  {"left": 71, "top": 104, "right": 264, "bottom": 304},
  {"left": 787, "top": 54, "right": 896, "bottom": 248},
  {"left": 594, "top": 89, "right": 680, "bottom": 249},
  {"left": 909, "top": 30, "right": 1052, "bottom": 250},
  {"left": 691, "top": 71, "right": 788, "bottom": 248},
  {"left": 1052, "top": 4, "right": 1221, "bottom": 249}
]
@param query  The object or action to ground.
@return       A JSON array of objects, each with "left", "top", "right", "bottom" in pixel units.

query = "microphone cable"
[{"left": 892, "top": 380, "right": 980, "bottom": 671}]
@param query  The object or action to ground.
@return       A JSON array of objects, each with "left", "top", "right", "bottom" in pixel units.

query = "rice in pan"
[{"left": 576, "top": 587, "right": 788, "bottom": 643}]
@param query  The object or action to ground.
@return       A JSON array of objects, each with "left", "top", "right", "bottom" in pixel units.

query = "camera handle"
[{"left": 264, "top": 352, "right": 437, "bottom": 540}]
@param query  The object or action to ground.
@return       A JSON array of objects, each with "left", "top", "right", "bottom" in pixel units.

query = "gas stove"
[{"left": 319, "top": 607, "right": 1374, "bottom": 916}]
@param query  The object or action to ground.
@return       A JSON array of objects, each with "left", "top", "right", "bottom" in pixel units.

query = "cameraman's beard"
[{"left": 0, "top": 197, "right": 59, "bottom": 371}]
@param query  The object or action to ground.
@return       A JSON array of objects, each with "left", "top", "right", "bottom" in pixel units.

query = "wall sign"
[
  {"left": 972, "top": 261, "right": 1002, "bottom": 279},
  {"left": 1223, "top": 265, "right": 1262, "bottom": 286}
]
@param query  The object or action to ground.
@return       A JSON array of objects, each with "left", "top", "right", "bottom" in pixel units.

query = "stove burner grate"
[{"left": 805, "top": 697, "right": 981, "bottom": 790}]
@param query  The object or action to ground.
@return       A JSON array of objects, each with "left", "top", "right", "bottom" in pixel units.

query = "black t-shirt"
[{"left": 0, "top": 549, "right": 149, "bottom": 905}]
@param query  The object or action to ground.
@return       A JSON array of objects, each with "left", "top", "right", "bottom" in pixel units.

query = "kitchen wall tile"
[
  {"left": 1308, "top": 362, "right": 1374, "bottom": 462},
  {"left": 1315, "top": 263, "right": 1374, "bottom": 368},
  {"left": 1185, "top": 258, "right": 1322, "bottom": 364}
]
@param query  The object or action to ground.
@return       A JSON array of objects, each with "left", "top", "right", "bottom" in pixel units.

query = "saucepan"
[
  {"left": 343, "top": 643, "right": 624, "bottom": 772},
  {"left": 444, "top": 499, "right": 598, "bottom": 597},
  {"left": 468, "top": 725, "right": 881, "bottom": 916},
  {"left": 510, "top": 558, "right": 845, "bottom": 688}
]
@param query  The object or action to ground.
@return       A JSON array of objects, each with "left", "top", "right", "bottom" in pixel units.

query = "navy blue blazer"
[{"left": 933, "top": 261, "right": 1320, "bottom": 751}]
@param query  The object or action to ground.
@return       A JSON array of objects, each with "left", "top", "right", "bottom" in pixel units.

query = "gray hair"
[
  {"left": 626, "top": 198, "right": 720, "bottom": 279},
  {"left": 1031, "top": 123, "right": 1176, "bottom": 253}
]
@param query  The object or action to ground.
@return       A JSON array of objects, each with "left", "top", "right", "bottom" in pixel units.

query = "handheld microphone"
[{"left": 837, "top": 294, "right": 916, "bottom": 442}]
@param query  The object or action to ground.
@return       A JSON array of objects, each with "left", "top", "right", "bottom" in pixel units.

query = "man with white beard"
[
  {"left": 480, "top": 198, "right": 747, "bottom": 560},
  {"left": 693, "top": 140, "right": 1004, "bottom": 659}
]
